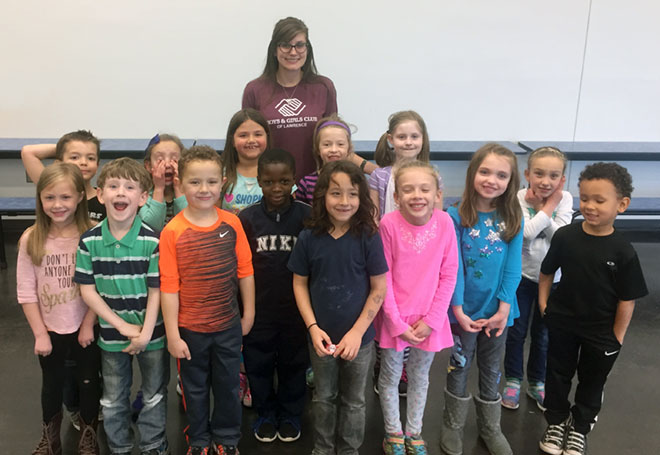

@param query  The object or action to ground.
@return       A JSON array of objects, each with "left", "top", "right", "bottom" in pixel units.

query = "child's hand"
[
  {"left": 78, "top": 324, "right": 95, "bottom": 348},
  {"left": 542, "top": 176, "right": 566, "bottom": 215},
  {"left": 172, "top": 162, "right": 183, "bottom": 197},
  {"left": 122, "top": 335, "right": 149, "bottom": 355},
  {"left": 399, "top": 327, "right": 425, "bottom": 345},
  {"left": 524, "top": 187, "right": 544, "bottom": 212},
  {"left": 411, "top": 320, "right": 432, "bottom": 340},
  {"left": 309, "top": 325, "right": 333, "bottom": 358},
  {"left": 454, "top": 309, "right": 485, "bottom": 333},
  {"left": 118, "top": 322, "right": 142, "bottom": 339},
  {"left": 34, "top": 333, "right": 52, "bottom": 356},
  {"left": 168, "top": 337, "right": 191, "bottom": 360},
  {"left": 335, "top": 328, "right": 363, "bottom": 361},
  {"left": 241, "top": 313, "right": 255, "bottom": 336},
  {"left": 151, "top": 160, "right": 167, "bottom": 191},
  {"left": 483, "top": 304, "right": 510, "bottom": 338}
]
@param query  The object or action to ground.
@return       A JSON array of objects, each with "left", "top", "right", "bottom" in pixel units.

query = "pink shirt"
[
  {"left": 374, "top": 210, "right": 459, "bottom": 352},
  {"left": 16, "top": 230, "right": 88, "bottom": 335}
]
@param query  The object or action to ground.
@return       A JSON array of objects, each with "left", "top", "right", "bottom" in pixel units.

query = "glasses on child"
[{"left": 278, "top": 41, "right": 308, "bottom": 53}]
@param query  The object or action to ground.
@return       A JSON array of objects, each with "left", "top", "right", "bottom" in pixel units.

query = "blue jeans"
[
  {"left": 446, "top": 324, "right": 507, "bottom": 401},
  {"left": 309, "top": 340, "right": 373, "bottom": 455},
  {"left": 101, "top": 349, "right": 169, "bottom": 453},
  {"left": 504, "top": 277, "right": 550, "bottom": 383}
]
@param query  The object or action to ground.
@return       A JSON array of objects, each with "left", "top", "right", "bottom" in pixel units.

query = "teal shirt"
[
  {"left": 139, "top": 192, "right": 187, "bottom": 231},
  {"left": 74, "top": 216, "right": 165, "bottom": 352}
]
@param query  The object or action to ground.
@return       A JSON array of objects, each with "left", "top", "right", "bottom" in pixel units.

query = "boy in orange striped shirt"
[{"left": 160, "top": 146, "right": 255, "bottom": 455}]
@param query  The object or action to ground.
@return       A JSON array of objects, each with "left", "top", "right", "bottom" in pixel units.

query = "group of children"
[{"left": 16, "top": 109, "right": 647, "bottom": 455}]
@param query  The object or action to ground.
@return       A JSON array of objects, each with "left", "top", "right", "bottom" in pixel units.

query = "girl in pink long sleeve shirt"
[{"left": 374, "top": 161, "right": 458, "bottom": 455}]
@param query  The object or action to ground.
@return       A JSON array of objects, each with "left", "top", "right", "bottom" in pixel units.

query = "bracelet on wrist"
[{"left": 307, "top": 322, "right": 318, "bottom": 331}]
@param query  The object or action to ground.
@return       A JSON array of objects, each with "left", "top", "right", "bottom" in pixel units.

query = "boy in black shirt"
[
  {"left": 238, "top": 149, "right": 311, "bottom": 444},
  {"left": 538, "top": 162, "right": 648, "bottom": 455}
]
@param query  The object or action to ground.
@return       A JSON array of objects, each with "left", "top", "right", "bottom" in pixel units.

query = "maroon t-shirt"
[{"left": 242, "top": 76, "right": 338, "bottom": 180}]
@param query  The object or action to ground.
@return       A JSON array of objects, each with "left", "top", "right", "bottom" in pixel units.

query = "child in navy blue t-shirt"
[{"left": 288, "top": 160, "right": 388, "bottom": 455}]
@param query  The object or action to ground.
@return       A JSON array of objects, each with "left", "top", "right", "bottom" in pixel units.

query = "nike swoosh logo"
[
  {"left": 605, "top": 350, "right": 619, "bottom": 356},
  {"left": 219, "top": 231, "right": 229, "bottom": 238}
]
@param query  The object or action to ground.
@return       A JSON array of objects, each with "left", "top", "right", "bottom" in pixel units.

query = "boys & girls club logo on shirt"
[{"left": 276, "top": 98, "right": 306, "bottom": 116}]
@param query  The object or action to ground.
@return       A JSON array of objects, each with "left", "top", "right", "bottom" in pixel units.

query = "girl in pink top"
[
  {"left": 17, "top": 163, "right": 101, "bottom": 455},
  {"left": 375, "top": 161, "right": 458, "bottom": 454}
]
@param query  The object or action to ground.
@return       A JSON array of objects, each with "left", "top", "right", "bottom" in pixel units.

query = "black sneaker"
[
  {"left": 253, "top": 416, "right": 277, "bottom": 443},
  {"left": 539, "top": 416, "right": 570, "bottom": 455},
  {"left": 277, "top": 419, "right": 301, "bottom": 442},
  {"left": 141, "top": 440, "right": 170, "bottom": 455},
  {"left": 186, "top": 446, "right": 209, "bottom": 455},
  {"left": 563, "top": 427, "right": 587, "bottom": 455}
]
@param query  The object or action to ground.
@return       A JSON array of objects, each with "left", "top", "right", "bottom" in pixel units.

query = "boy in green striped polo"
[{"left": 74, "top": 157, "right": 169, "bottom": 455}]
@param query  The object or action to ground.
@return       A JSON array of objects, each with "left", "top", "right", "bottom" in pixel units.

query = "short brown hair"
[
  {"left": 97, "top": 157, "right": 152, "bottom": 193},
  {"left": 55, "top": 130, "right": 100, "bottom": 160},
  {"left": 179, "top": 145, "right": 223, "bottom": 180}
]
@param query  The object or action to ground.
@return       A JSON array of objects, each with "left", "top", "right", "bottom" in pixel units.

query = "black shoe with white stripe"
[{"left": 539, "top": 416, "right": 571, "bottom": 455}]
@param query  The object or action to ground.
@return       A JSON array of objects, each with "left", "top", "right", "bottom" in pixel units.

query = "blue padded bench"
[{"left": 0, "top": 197, "right": 36, "bottom": 268}]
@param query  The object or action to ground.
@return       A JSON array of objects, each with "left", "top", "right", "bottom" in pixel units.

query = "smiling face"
[
  {"left": 394, "top": 167, "right": 440, "bottom": 226},
  {"left": 525, "top": 155, "right": 564, "bottom": 200},
  {"left": 473, "top": 153, "right": 513, "bottom": 209},
  {"left": 146, "top": 140, "right": 181, "bottom": 185},
  {"left": 180, "top": 160, "right": 222, "bottom": 212},
  {"left": 325, "top": 171, "right": 359, "bottom": 230},
  {"left": 97, "top": 177, "right": 148, "bottom": 226},
  {"left": 388, "top": 121, "right": 423, "bottom": 162},
  {"left": 579, "top": 178, "right": 629, "bottom": 235},
  {"left": 61, "top": 140, "right": 99, "bottom": 183},
  {"left": 234, "top": 119, "right": 268, "bottom": 164},
  {"left": 258, "top": 162, "right": 295, "bottom": 211},
  {"left": 40, "top": 178, "right": 84, "bottom": 228},
  {"left": 276, "top": 32, "right": 308, "bottom": 74},
  {"left": 318, "top": 126, "right": 351, "bottom": 165}
]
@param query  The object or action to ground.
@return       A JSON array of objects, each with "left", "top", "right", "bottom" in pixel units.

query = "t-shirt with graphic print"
[{"left": 242, "top": 76, "right": 337, "bottom": 181}]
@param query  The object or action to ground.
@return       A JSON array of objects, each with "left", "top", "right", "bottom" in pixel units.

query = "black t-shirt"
[
  {"left": 87, "top": 194, "right": 106, "bottom": 222},
  {"left": 288, "top": 228, "right": 388, "bottom": 346},
  {"left": 541, "top": 222, "right": 648, "bottom": 341}
]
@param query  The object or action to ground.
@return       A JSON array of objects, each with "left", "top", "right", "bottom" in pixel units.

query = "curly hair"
[
  {"left": 179, "top": 145, "right": 223, "bottom": 180},
  {"left": 307, "top": 160, "right": 378, "bottom": 236},
  {"left": 579, "top": 162, "right": 633, "bottom": 198}
]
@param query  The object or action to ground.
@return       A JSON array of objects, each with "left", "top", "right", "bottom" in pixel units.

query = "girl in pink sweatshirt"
[{"left": 374, "top": 160, "right": 458, "bottom": 455}]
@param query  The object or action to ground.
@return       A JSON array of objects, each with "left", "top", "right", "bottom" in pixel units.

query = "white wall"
[{"left": 1, "top": 0, "right": 659, "bottom": 142}]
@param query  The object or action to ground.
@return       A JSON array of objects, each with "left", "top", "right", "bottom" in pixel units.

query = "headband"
[{"left": 318, "top": 121, "right": 351, "bottom": 138}]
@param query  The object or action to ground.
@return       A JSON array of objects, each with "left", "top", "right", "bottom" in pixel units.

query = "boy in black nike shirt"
[
  {"left": 538, "top": 162, "right": 648, "bottom": 455},
  {"left": 238, "top": 148, "right": 311, "bottom": 444}
]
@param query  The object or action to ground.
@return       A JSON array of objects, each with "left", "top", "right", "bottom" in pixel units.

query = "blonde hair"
[
  {"left": 374, "top": 110, "right": 430, "bottom": 167},
  {"left": 393, "top": 160, "right": 440, "bottom": 192},
  {"left": 527, "top": 146, "right": 567, "bottom": 173},
  {"left": 26, "top": 163, "right": 91, "bottom": 265},
  {"left": 312, "top": 114, "right": 354, "bottom": 170},
  {"left": 458, "top": 143, "right": 521, "bottom": 242}
]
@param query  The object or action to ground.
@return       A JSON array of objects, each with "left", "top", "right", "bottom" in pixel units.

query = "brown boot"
[
  {"left": 78, "top": 417, "right": 100, "bottom": 455},
  {"left": 32, "top": 411, "right": 62, "bottom": 455}
]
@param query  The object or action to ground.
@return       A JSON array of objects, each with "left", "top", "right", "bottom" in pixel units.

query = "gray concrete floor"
[{"left": 1, "top": 221, "right": 658, "bottom": 454}]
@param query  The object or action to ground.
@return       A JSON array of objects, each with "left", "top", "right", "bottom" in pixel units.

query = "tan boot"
[
  {"left": 78, "top": 417, "right": 100, "bottom": 455},
  {"left": 32, "top": 411, "right": 62, "bottom": 455}
]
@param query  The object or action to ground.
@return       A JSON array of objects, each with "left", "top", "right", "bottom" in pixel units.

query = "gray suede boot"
[
  {"left": 474, "top": 394, "right": 513, "bottom": 455},
  {"left": 440, "top": 388, "right": 471, "bottom": 455}
]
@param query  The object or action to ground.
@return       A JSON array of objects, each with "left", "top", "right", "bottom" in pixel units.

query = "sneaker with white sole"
[
  {"left": 501, "top": 377, "right": 521, "bottom": 410},
  {"left": 527, "top": 381, "right": 546, "bottom": 411},
  {"left": 563, "top": 427, "right": 587, "bottom": 455},
  {"left": 539, "top": 416, "right": 571, "bottom": 455}
]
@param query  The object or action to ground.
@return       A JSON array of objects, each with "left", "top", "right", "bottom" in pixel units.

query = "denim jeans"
[
  {"left": 101, "top": 348, "right": 169, "bottom": 453},
  {"left": 446, "top": 323, "right": 507, "bottom": 401},
  {"left": 504, "top": 277, "right": 549, "bottom": 383},
  {"left": 309, "top": 340, "right": 373, "bottom": 455}
]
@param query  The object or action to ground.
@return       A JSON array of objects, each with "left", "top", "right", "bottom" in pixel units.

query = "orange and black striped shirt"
[{"left": 160, "top": 207, "right": 253, "bottom": 333}]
